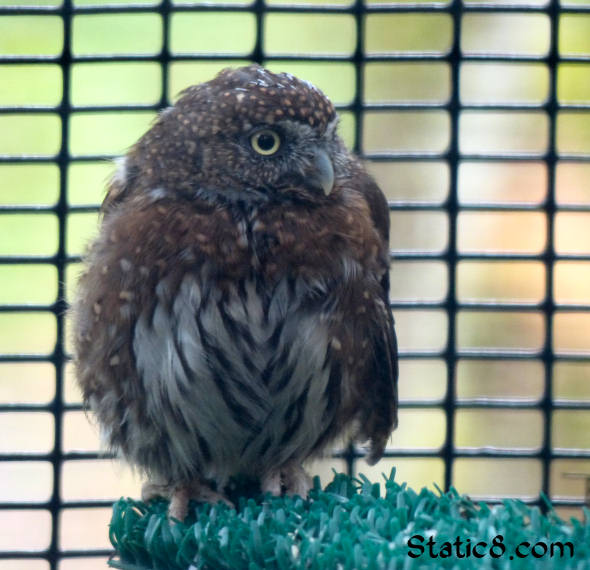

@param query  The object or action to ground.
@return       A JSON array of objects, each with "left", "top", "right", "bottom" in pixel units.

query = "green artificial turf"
[{"left": 108, "top": 470, "right": 590, "bottom": 569}]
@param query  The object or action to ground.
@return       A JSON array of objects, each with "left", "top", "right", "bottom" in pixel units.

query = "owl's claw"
[
  {"left": 141, "top": 479, "right": 234, "bottom": 521},
  {"left": 261, "top": 464, "right": 312, "bottom": 499}
]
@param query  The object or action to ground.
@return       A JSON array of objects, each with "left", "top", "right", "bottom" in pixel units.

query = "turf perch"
[{"left": 108, "top": 470, "right": 590, "bottom": 569}]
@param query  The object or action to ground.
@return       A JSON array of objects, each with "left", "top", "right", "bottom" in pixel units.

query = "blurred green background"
[{"left": 1, "top": 2, "right": 590, "bottom": 565}]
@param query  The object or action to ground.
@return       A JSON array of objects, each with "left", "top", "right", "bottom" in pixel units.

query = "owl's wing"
[
  {"left": 361, "top": 284, "right": 399, "bottom": 465},
  {"left": 357, "top": 170, "right": 399, "bottom": 464}
]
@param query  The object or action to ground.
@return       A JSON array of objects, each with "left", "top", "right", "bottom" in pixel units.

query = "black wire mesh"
[{"left": 1, "top": 0, "right": 590, "bottom": 567}]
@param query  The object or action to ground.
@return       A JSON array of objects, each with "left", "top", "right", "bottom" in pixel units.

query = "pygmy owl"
[{"left": 73, "top": 65, "right": 398, "bottom": 520}]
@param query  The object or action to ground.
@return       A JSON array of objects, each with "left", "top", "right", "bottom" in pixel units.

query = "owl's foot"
[
  {"left": 168, "top": 485, "right": 191, "bottom": 521},
  {"left": 141, "top": 479, "right": 233, "bottom": 521},
  {"left": 283, "top": 464, "right": 313, "bottom": 498},
  {"left": 261, "top": 471, "right": 282, "bottom": 496},
  {"left": 261, "top": 464, "right": 312, "bottom": 499}
]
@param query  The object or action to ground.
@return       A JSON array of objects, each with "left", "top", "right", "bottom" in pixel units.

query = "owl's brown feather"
[{"left": 73, "top": 65, "right": 397, "bottom": 517}]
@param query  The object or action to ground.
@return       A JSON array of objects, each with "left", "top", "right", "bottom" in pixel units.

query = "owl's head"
[{"left": 111, "top": 66, "right": 353, "bottom": 209}]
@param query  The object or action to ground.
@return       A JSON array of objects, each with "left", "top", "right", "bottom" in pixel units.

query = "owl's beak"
[{"left": 308, "top": 148, "right": 334, "bottom": 195}]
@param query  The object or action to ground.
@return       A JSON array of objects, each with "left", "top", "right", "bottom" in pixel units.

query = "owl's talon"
[
  {"left": 173, "top": 480, "right": 234, "bottom": 520},
  {"left": 143, "top": 480, "right": 233, "bottom": 521},
  {"left": 187, "top": 484, "right": 234, "bottom": 510}
]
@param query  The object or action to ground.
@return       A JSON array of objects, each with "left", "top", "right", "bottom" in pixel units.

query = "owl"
[{"left": 73, "top": 65, "right": 398, "bottom": 520}]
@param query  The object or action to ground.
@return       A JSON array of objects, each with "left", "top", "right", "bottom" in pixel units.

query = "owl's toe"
[
  {"left": 261, "top": 465, "right": 312, "bottom": 498},
  {"left": 168, "top": 485, "right": 191, "bottom": 521},
  {"left": 142, "top": 479, "right": 233, "bottom": 521},
  {"left": 187, "top": 480, "right": 234, "bottom": 509},
  {"left": 282, "top": 464, "right": 312, "bottom": 498},
  {"left": 261, "top": 471, "right": 282, "bottom": 496},
  {"left": 169, "top": 483, "right": 234, "bottom": 521}
]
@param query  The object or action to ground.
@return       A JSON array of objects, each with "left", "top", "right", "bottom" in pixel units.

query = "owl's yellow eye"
[{"left": 250, "top": 129, "right": 281, "bottom": 156}]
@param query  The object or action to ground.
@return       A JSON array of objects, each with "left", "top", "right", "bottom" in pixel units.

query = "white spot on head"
[
  {"left": 302, "top": 79, "right": 319, "bottom": 93},
  {"left": 120, "top": 258, "right": 132, "bottom": 272}
]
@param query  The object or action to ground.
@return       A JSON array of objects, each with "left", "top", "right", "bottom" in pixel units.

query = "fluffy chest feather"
[{"left": 133, "top": 271, "right": 339, "bottom": 481}]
